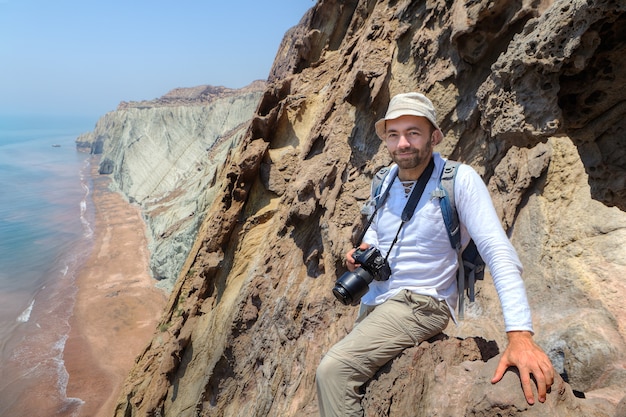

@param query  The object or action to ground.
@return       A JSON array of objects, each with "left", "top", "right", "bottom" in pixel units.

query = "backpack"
[{"left": 368, "top": 160, "right": 485, "bottom": 319}]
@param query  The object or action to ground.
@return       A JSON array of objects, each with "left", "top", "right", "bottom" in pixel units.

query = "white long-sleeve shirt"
[{"left": 362, "top": 153, "right": 533, "bottom": 332}]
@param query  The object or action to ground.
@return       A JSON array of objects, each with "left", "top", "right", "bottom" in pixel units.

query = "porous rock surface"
[{"left": 102, "top": 0, "right": 626, "bottom": 416}]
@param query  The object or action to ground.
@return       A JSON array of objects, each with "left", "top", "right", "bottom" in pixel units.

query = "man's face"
[{"left": 383, "top": 115, "right": 435, "bottom": 172}]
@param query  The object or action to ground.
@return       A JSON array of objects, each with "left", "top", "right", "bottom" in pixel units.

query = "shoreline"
[{"left": 63, "top": 162, "right": 167, "bottom": 417}]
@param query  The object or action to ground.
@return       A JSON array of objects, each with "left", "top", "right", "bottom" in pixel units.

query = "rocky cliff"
[
  {"left": 76, "top": 82, "right": 265, "bottom": 290},
  {"left": 104, "top": 0, "right": 625, "bottom": 416}
]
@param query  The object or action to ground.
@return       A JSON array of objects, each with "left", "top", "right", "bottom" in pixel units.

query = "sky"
[{"left": 0, "top": 1, "right": 314, "bottom": 118}]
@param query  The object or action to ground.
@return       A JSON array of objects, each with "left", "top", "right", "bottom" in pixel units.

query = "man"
[{"left": 316, "top": 92, "right": 554, "bottom": 416}]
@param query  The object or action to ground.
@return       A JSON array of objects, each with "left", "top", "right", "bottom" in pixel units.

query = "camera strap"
[
  {"left": 386, "top": 157, "right": 435, "bottom": 255},
  {"left": 358, "top": 158, "right": 435, "bottom": 260},
  {"left": 401, "top": 157, "right": 435, "bottom": 222}
]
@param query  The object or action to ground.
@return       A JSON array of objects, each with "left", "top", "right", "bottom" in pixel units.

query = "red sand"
[{"left": 63, "top": 170, "right": 167, "bottom": 417}]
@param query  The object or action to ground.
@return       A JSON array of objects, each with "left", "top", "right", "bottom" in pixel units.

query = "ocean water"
[{"left": 0, "top": 115, "right": 97, "bottom": 417}]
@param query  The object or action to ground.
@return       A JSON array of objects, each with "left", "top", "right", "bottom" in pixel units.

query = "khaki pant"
[{"left": 316, "top": 290, "right": 450, "bottom": 417}]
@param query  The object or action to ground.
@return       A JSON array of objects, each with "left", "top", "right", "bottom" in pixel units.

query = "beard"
[{"left": 391, "top": 145, "right": 432, "bottom": 170}]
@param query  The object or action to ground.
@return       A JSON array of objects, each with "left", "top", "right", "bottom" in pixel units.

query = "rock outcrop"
[
  {"left": 362, "top": 335, "right": 616, "bottom": 417},
  {"left": 76, "top": 83, "right": 265, "bottom": 290},
  {"left": 103, "top": 0, "right": 625, "bottom": 416}
]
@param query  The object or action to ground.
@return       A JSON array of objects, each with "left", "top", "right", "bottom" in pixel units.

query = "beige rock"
[{"left": 363, "top": 336, "right": 615, "bottom": 417}]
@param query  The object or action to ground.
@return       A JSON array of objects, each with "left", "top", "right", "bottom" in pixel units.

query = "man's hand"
[
  {"left": 345, "top": 243, "right": 370, "bottom": 272},
  {"left": 491, "top": 331, "right": 555, "bottom": 405}
]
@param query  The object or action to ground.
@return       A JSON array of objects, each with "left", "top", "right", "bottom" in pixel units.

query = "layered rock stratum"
[
  {"left": 76, "top": 82, "right": 265, "bottom": 291},
  {"left": 80, "top": 0, "right": 626, "bottom": 416}
]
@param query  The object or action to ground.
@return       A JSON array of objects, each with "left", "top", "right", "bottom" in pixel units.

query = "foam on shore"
[{"left": 61, "top": 159, "right": 167, "bottom": 417}]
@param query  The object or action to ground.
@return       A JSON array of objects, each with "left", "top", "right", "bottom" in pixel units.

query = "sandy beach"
[{"left": 63, "top": 167, "right": 167, "bottom": 417}]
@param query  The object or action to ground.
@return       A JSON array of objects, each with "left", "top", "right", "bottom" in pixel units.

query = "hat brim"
[{"left": 374, "top": 111, "right": 440, "bottom": 140}]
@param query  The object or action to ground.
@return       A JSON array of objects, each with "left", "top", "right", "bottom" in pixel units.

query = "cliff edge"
[{"left": 76, "top": 83, "right": 265, "bottom": 291}]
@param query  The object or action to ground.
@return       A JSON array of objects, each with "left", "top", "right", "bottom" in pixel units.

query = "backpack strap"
[
  {"left": 372, "top": 166, "right": 395, "bottom": 210},
  {"left": 461, "top": 240, "right": 481, "bottom": 303},
  {"left": 435, "top": 160, "right": 462, "bottom": 251},
  {"left": 432, "top": 160, "right": 469, "bottom": 319},
  {"left": 358, "top": 165, "right": 396, "bottom": 244},
  {"left": 361, "top": 165, "right": 396, "bottom": 217}
]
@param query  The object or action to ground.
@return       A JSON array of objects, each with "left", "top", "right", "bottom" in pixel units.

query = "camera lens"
[
  {"left": 332, "top": 267, "right": 374, "bottom": 306},
  {"left": 332, "top": 285, "right": 351, "bottom": 305}
]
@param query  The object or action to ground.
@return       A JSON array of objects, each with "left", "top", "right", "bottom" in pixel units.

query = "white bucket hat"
[{"left": 375, "top": 92, "right": 440, "bottom": 139}]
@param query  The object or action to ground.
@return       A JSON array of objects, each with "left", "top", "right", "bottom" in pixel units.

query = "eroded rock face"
[
  {"left": 113, "top": 0, "right": 626, "bottom": 416},
  {"left": 362, "top": 336, "right": 615, "bottom": 417}
]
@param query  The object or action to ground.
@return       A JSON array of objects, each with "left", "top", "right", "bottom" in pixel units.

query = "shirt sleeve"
[{"left": 455, "top": 165, "right": 534, "bottom": 333}]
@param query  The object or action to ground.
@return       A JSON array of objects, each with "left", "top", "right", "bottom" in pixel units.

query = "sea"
[{"left": 0, "top": 114, "right": 98, "bottom": 417}]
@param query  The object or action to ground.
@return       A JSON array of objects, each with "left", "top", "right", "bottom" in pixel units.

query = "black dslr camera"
[{"left": 332, "top": 246, "right": 392, "bottom": 306}]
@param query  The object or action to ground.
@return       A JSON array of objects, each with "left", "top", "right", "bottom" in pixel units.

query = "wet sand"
[{"left": 63, "top": 170, "right": 167, "bottom": 417}]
